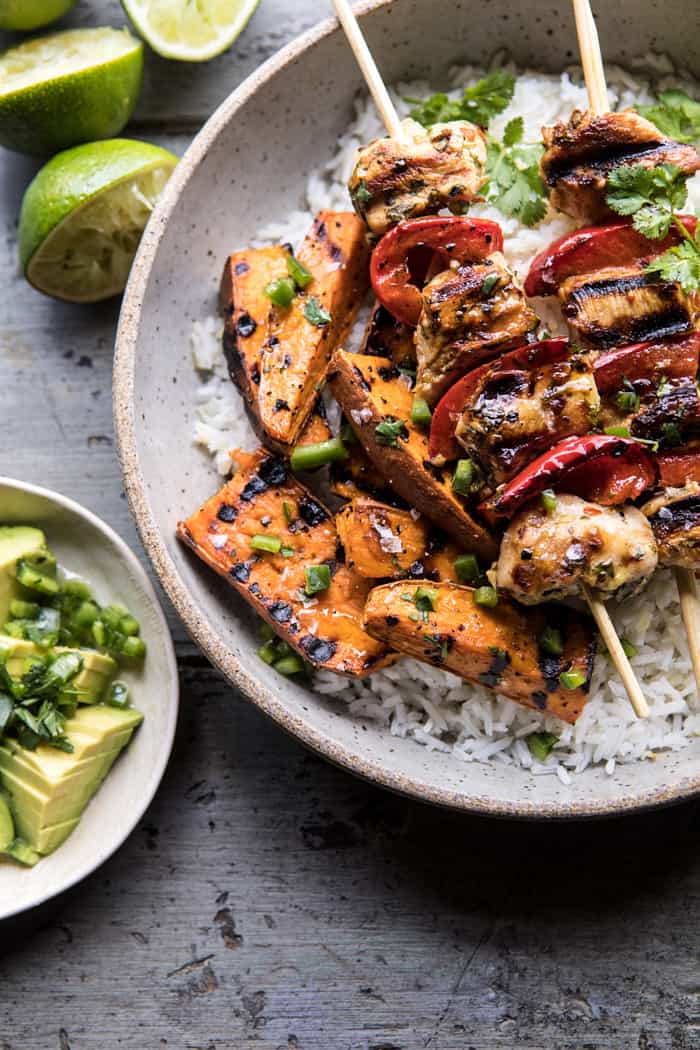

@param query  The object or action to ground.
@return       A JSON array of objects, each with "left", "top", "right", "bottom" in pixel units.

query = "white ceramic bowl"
[
  {"left": 114, "top": 0, "right": 700, "bottom": 817},
  {"left": 0, "top": 478, "right": 178, "bottom": 920}
]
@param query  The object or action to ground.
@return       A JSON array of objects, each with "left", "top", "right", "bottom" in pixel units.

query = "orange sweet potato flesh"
[
  {"left": 328, "top": 351, "right": 498, "bottom": 558},
  {"left": 220, "top": 246, "right": 331, "bottom": 452},
  {"left": 336, "top": 498, "right": 428, "bottom": 578},
  {"left": 258, "top": 211, "right": 370, "bottom": 447},
  {"left": 330, "top": 438, "right": 399, "bottom": 503},
  {"left": 176, "top": 447, "right": 392, "bottom": 676},
  {"left": 363, "top": 581, "right": 595, "bottom": 723}
]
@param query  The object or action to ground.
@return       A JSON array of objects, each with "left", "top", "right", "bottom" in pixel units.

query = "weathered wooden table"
[{"left": 1, "top": 3, "right": 700, "bottom": 1047}]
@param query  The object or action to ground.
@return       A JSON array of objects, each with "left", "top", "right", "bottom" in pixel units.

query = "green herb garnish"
[
  {"left": 413, "top": 586, "right": 438, "bottom": 622},
  {"left": 614, "top": 378, "right": 640, "bottom": 414},
  {"left": 286, "top": 253, "right": 313, "bottom": 289},
  {"left": 303, "top": 296, "right": 331, "bottom": 327},
  {"left": 538, "top": 626, "right": 564, "bottom": 657},
  {"left": 485, "top": 116, "right": 547, "bottom": 227},
  {"left": 638, "top": 89, "right": 700, "bottom": 145},
  {"left": 407, "top": 70, "right": 515, "bottom": 128},
  {"left": 375, "top": 417, "right": 408, "bottom": 447}
]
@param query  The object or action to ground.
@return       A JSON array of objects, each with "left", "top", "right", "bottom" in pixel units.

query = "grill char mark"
[
  {"left": 544, "top": 140, "right": 674, "bottom": 186},
  {"left": 648, "top": 497, "right": 700, "bottom": 540}
]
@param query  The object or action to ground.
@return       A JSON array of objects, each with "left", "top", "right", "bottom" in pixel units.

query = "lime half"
[
  {"left": 19, "top": 138, "right": 177, "bottom": 303},
  {"left": 121, "top": 0, "right": 260, "bottom": 62},
  {"left": 0, "top": 27, "right": 143, "bottom": 155},
  {"left": 0, "top": 0, "right": 77, "bottom": 30}
]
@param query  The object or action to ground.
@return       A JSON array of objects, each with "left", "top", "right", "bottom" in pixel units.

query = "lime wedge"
[
  {"left": 0, "top": 0, "right": 77, "bottom": 30},
  {"left": 18, "top": 138, "right": 178, "bottom": 303},
  {"left": 121, "top": 0, "right": 260, "bottom": 62},
  {"left": 0, "top": 27, "right": 143, "bottom": 155}
]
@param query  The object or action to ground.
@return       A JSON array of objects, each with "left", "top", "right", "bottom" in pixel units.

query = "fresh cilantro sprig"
[
  {"left": 485, "top": 116, "right": 547, "bottom": 227},
  {"left": 605, "top": 162, "right": 700, "bottom": 294},
  {"left": 407, "top": 70, "right": 515, "bottom": 128},
  {"left": 408, "top": 74, "right": 547, "bottom": 227},
  {"left": 0, "top": 651, "right": 84, "bottom": 752},
  {"left": 638, "top": 89, "right": 700, "bottom": 145},
  {"left": 606, "top": 162, "right": 689, "bottom": 239}
]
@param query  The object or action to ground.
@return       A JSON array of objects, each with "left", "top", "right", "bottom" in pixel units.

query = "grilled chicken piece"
[
  {"left": 455, "top": 351, "right": 599, "bottom": 487},
  {"left": 336, "top": 498, "right": 428, "bottom": 579},
  {"left": 414, "top": 254, "right": 539, "bottom": 404},
  {"left": 631, "top": 378, "right": 700, "bottom": 446},
  {"left": 176, "top": 448, "right": 393, "bottom": 676},
  {"left": 329, "top": 350, "right": 498, "bottom": 556},
  {"left": 541, "top": 108, "right": 700, "bottom": 224},
  {"left": 220, "top": 246, "right": 332, "bottom": 452},
  {"left": 258, "top": 211, "right": 370, "bottom": 448},
  {"left": 642, "top": 483, "right": 700, "bottom": 569},
  {"left": 349, "top": 117, "right": 488, "bottom": 238},
  {"left": 559, "top": 266, "right": 700, "bottom": 350},
  {"left": 363, "top": 580, "right": 595, "bottom": 723},
  {"left": 496, "top": 493, "right": 658, "bottom": 604}
]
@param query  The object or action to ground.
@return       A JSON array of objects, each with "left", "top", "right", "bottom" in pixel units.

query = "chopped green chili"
[
  {"left": 264, "top": 276, "right": 296, "bottom": 308},
  {"left": 559, "top": 668, "right": 586, "bottom": 690},
  {"left": 454, "top": 553, "right": 480, "bottom": 584},
  {"left": 286, "top": 254, "right": 313, "bottom": 289},
  {"left": 538, "top": 625, "right": 563, "bottom": 656},
  {"left": 304, "top": 564, "right": 332, "bottom": 596},
  {"left": 251, "top": 534, "right": 282, "bottom": 554},
  {"left": 290, "top": 436, "right": 348, "bottom": 471},
  {"left": 452, "top": 458, "right": 475, "bottom": 496},
  {"left": 528, "top": 731, "right": 558, "bottom": 762},
  {"left": 473, "top": 586, "right": 498, "bottom": 608},
  {"left": 541, "top": 489, "right": 557, "bottom": 514},
  {"left": 411, "top": 397, "right": 432, "bottom": 427}
]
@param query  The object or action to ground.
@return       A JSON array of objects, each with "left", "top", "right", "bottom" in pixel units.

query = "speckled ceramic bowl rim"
[
  {"left": 114, "top": 0, "right": 700, "bottom": 819},
  {"left": 0, "top": 477, "right": 179, "bottom": 919}
]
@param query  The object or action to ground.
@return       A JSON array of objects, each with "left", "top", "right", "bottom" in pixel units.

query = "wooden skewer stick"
[
  {"left": 572, "top": 0, "right": 651, "bottom": 718},
  {"left": 583, "top": 586, "right": 649, "bottom": 719},
  {"left": 674, "top": 566, "right": 700, "bottom": 698},
  {"left": 331, "top": 0, "right": 404, "bottom": 139},
  {"left": 572, "top": 0, "right": 610, "bottom": 115}
]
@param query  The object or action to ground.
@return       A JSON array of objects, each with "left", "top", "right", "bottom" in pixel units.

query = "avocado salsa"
[{"left": 0, "top": 525, "right": 145, "bottom": 866}]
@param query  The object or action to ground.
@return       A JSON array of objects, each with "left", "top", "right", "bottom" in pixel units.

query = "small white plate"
[{"left": 0, "top": 478, "right": 178, "bottom": 921}]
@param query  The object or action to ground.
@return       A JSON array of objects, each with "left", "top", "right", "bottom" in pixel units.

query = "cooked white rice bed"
[{"left": 190, "top": 57, "right": 700, "bottom": 779}]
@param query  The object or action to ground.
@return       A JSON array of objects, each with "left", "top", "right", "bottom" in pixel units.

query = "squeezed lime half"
[{"left": 19, "top": 138, "right": 178, "bottom": 303}]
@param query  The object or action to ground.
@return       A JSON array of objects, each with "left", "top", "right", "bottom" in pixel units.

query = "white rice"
[{"left": 189, "top": 57, "right": 700, "bottom": 777}]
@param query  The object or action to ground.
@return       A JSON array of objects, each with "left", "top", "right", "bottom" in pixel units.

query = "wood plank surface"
[{"left": 1, "top": 4, "right": 700, "bottom": 1048}]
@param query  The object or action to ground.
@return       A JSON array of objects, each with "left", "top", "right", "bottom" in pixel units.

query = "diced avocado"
[
  {"left": 5, "top": 839, "right": 40, "bottom": 866},
  {"left": 0, "top": 527, "right": 48, "bottom": 625},
  {"left": 0, "top": 794, "right": 14, "bottom": 850},
  {"left": 0, "top": 635, "right": 117, "bottom": 705},
  {"left": 0, "top": 703, "right": 142, "bottom": 854}
]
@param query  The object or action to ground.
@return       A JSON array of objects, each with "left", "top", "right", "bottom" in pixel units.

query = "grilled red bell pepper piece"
[
  {"left": 657, "top": 446, "right": 700, "bottom": 488},
  {"left": 594, "top": 332, "right": 700, "bottom": 395},
  {"left": 481, "top": 434, "right": 658, "bottom": 522},
  {"left": 524, "top": 215, "right": 698, "bottom": 298},
  {"left": 428, "top": 338, "right": 570, "bottom": 462},
  {"left": 370, "top": 216, "right": 504, "bottom": 327}
]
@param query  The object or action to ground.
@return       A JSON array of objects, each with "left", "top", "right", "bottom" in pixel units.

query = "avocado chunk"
[
  {"left": 0, "top": 527, "right": 48, "bottom": 625},
  {"left": 0, "top": 794, "right": 14, "bottom": 850},
  {"left": 0, "top": 635, "right": 117, "bottom": 705},
  {"left": 0, "top": 703, "right": 142, "bottom": 855}
]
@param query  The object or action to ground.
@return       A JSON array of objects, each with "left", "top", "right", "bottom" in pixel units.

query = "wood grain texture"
[{"left": 1, "top": 3, "right": 700, "bottom": 1048}]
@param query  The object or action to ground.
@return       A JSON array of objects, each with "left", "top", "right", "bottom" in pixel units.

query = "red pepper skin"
[
  {"left": 370, "top": 216, "right": 504, "bottom": 327},
  {"left": 657, "top": 447, "right": 700, "bottom": 488},
  {"left": 481, "top": 434, "right": 658, "bottom": 523},
  {"left": 594, "top": 332, "right": 700, "bottom": 395},
  {"left": 524, "top": 215, "right": 698, "bottom": 298},
  {"left": 428, "top": 338, "right": 570, "bottom": 463}
]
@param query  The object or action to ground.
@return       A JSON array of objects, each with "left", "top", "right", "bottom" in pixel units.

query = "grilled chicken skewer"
[{"left": 570, "top": 0, "right": 700, "bottom": 703}]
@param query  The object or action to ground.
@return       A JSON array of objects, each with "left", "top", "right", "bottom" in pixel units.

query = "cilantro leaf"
[
  {"left": 408, "top": 70, "right": 515, "bottom": 129},
  {"left": 638, "top": 89, "right": 700, "bottom": 145},
  {"left": 485, "top": 135, "right": 546, "bottom": 227},
  {"left": 606, "top": 163, "right": 689, "bottom": 240},
  {"left": 303, "top": 296, "right": 331, "bottom": 327},
  {"left": 646, "top": 239, "right": 700, "bottom": 294}
]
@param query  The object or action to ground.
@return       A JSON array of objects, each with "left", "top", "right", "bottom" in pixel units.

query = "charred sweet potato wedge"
[
  {"left": 363, "top": 581, "right": 595, "bottom": 723},
  {"left": 220, "top": 246, "right": 332, "bottom": 452},
  {"left": 336, "top": 498, "right": 428, "bottom": 578},
  {"left": 362, "top": 301, "right": 417, "bottom": 367},
  {"left": 328, "top": 351, "right": 498, "bottom": 557},
  {"left": 330, "top": 436, "right": 400, "bottom": 504},
  {"left": 258, "top": 211, "right": 370, "bottom": 447},
  {"left": 176, "top": 448, "right": 392, "bottom": 676}
]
